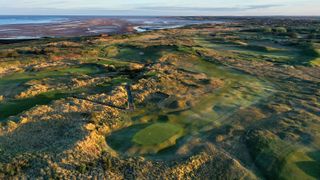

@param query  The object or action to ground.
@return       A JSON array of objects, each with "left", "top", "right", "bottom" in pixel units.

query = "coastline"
[{"left": 0, "top": 16, "right": 224, "bottom": 40}]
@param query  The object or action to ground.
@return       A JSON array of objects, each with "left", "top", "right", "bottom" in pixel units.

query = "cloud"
[
  {"left": 247, "top": 4, "right": 283, "bottom": 10},
  {"left": 136, "top": 4, "right": 283, "bottom": 12},
  {"left": 1, "top": 0, "right": 318, "bottom": 16}
]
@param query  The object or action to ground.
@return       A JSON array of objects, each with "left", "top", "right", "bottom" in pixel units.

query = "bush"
[
  {"left": 105, "top": 46, "right": 119, "bottom": 57},
  {"left": 16, "top": 47, "right": 42, "bottom": 55},
  {"left": 0, "top": 50, "right": 20, "bottom": 58},
  {"left": 289, "top": 32, "right": 299, "bottom": 38},
  {"left": 41, "top": 47, "right": 60, "bottom": 54},
  {"left": 262, "top": 27, "right": 273, "bottom": 33},
  {"left": 82, "top": 49, "right": 100, "bottom": 57},
  {"left": 301, "top": 43, "right": 319, "bottom": 57},
  {"left": 77, "top": 164, "right": 87, "bottom": 173},
  {"left": 102, "top": 156, "right": 113, "bottom": 170},
  {"left": 274, "top": 27, "right": 287, "bottom": 33},
  {"left": 307, "top": 33, "right": 317, "bottom": 39}
]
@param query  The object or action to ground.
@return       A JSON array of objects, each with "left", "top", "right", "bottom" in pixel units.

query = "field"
[{"left": 0, "top": 17, "right": 319, "bottom": 179}]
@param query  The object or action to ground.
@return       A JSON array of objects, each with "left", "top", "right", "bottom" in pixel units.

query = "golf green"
[{"left": 132, "top": 123, "right": 183, "bottom": 146}]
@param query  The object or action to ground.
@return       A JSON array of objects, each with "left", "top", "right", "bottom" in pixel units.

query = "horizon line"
[{"left": 0, "top": 15, "right": 319, "bottom": 17}]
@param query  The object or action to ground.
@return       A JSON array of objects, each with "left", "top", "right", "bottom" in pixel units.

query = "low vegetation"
[{"left": 0, "top": 17, "right": 319, "bottom": 179}]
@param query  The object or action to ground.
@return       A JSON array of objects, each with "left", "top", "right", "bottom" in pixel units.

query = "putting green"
[{"left": 133, "top": 123, "right": 183, "bottom": 146}]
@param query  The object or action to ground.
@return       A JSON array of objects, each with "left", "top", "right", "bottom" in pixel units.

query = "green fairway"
[
  {"left": 133, "top": 123, "right": 183, "bottom": 146},
  {"left": 0, "top": 91, "right": 70, "bottom": 121},
  {"left": 0, "top": 64, "right": 101, "bottom": 91},
  {"left": 0, "top": 64, "right": 103, "bottom": 103},
  {"left": 0, "top": 64, "right": 102, "bottom": 117},
  {"left": 113, "top": 45, "right": 177, "bottom": 63},
  {"left": 195, "top": 35, "right": 320, "bottom": 65},
  {"left": 0, "top": 82, "right": 114, "bottom": 121}
]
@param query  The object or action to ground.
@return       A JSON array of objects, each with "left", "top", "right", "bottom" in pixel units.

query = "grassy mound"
[
  {"left": 246, "top": 130, "right": 320, "bottom": 180},
  {"left": 310, "top": 58, "right": 320, "bottom": 67},
  {"left": 309, "top": 45, "right": 320, "bottom": 67},
  {"left": 280, "top": 150, "right": 320, "bottom": 180},
  {"left": 133, "top": 123, "right": 183, "bottom": 146}
]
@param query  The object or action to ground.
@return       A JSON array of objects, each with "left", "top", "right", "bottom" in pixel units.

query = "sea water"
[{"left": 0, "top": 16, "right": 69, "bottom": 25}]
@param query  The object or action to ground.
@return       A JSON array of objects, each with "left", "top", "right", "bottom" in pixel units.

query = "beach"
[{"left": 0, "top": 16, "right": 223, "bottom": 39}]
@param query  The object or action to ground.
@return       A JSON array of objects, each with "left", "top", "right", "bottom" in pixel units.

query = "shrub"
[
  {"left": 41, "top": 47, "right": 60, "bottom": 54},
  {"left": 49, "top": 55, "right": 64, "bottom": 61},
  {"left": 102, "top": 156, "right": 113, "bottom": 170},
  {"left": 77, "top": 164, "right": 87, "bottom": 173},
  {"left": 105, "top": 46, "right": 119, "bottom": 57},
  {"left": 83, "top": 49, "right": 100, "bottom": 57},
  {"left": 289, "top": 32, "right": 299, "bottom": 38},
  {"left": 307, "top": 33, "right": 317, "bottom": 39},
  {"left": 16, "top": 47, "right": 42, "bottom": 55},
  {"left": 262, "top": 27, "right": 273, "bottom": 33},
  {"left": 301, "top": 43, "right": 319, "bottom": 57},
  {"left": 274, "top": 27, "right": 287, "bottom": 33},
  {"left": 0, "top": 50, "right": 19, "bottom": 58}
]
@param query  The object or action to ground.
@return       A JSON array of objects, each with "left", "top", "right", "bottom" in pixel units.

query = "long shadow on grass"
[
  {"left": 0, "top": 92, "right": 69, "bottom": 121},
  {"left": 107, "top": 124, "right": 149, "bottom": 153},
  {"left": 0, "top": 63, "right": 105, "bottom": 95},
  {"left": 296, "top": 150, "right": 320, "bottom": 178},
  {"left": 0, "top": 86, "right": 114, "bottom": 122}
]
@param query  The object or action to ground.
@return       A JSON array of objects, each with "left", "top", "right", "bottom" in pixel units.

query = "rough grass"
[
  {"left": 133, "top": 123, "right": 183, "bottom": 146},
  {"left": 0, "top": 23, "right": 319, "bottom": 178}
]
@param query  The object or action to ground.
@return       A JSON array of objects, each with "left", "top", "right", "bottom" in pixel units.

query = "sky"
[{"left": 0, "top": 0, "right": 319, "bottom": 16}]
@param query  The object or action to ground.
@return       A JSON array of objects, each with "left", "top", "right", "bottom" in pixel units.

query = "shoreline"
[{"left": 0, "top": 16, "right": 225, "bottom": 40}]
